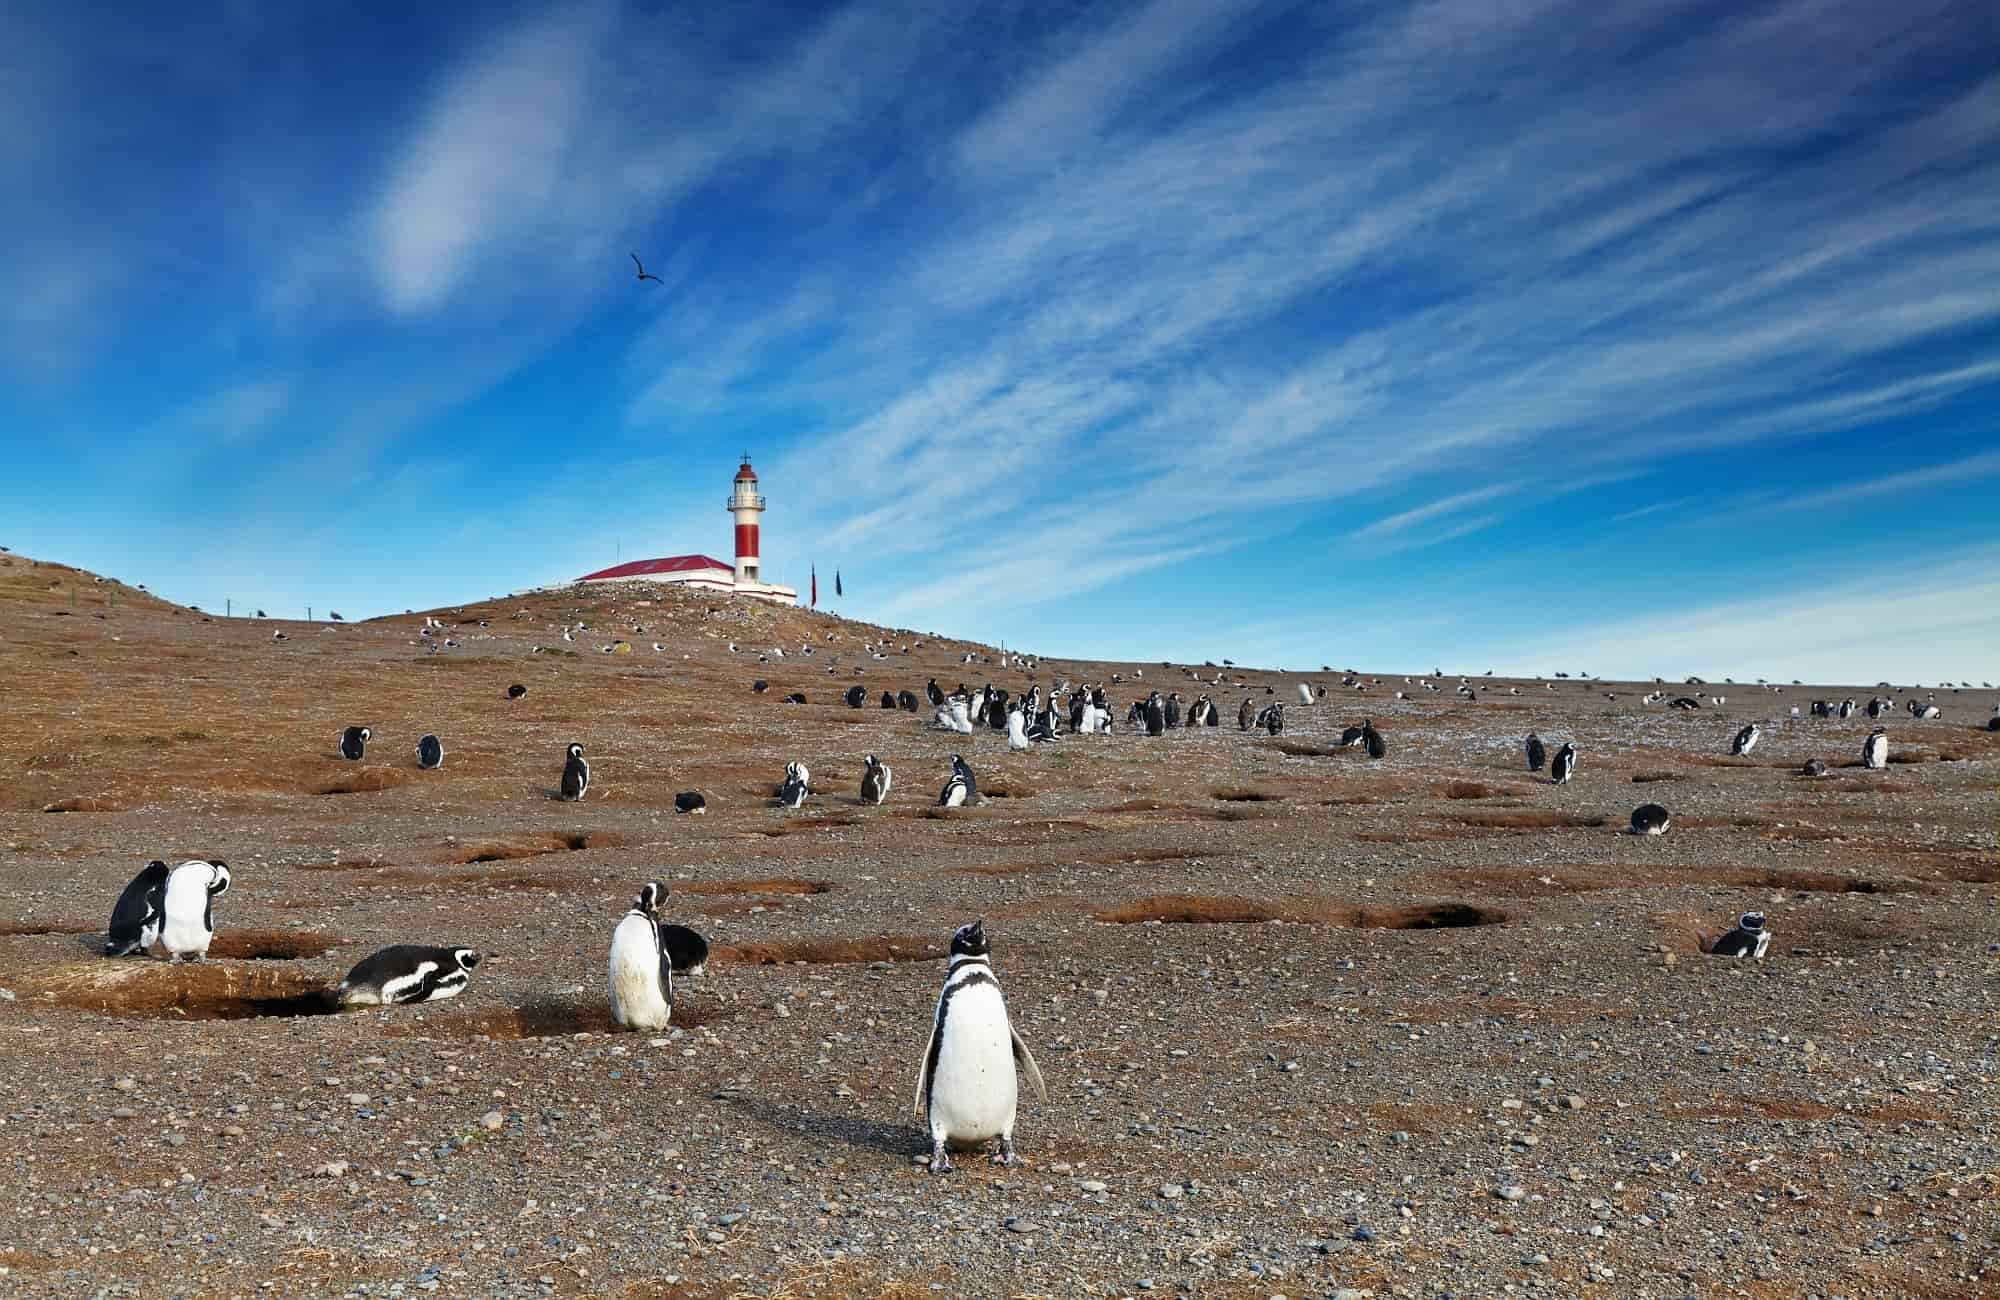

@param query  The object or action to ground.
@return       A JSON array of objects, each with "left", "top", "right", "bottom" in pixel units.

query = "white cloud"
[{"left": 1349, "top": 484, "right": 1517, "bottom": 542}]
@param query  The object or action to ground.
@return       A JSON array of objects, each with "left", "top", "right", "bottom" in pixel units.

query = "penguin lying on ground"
[
  {"left": 340, "top": 944, "right": 481, "bottom": 1006},
  {"left": 1629, "top": 803, "right": 1670, "bottom": 835},
  {"left": 674, "top": 791, "right": 706, "bottom": 814},
  {"left": 1709, "top": 912, "right": 1770, "bottom": 960}
]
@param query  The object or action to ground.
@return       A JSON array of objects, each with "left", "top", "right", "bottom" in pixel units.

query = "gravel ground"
[{"left": 0, "top": 550, "right": 1994, "bottom": 1299}]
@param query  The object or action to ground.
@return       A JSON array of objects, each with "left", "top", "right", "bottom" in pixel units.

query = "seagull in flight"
[{"left": 630, "top": 253, "right": 664, "bottom": 285}]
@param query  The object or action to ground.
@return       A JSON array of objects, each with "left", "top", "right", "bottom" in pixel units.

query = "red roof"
[
  {"left": 577, "top": 554, "right": 732, "bottom": 582},
  {"left": 734, "top": 461, "right": 758, "bottom": 482}
]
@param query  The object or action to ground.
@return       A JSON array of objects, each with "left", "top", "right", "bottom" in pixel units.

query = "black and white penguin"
[
  {"left": 778, "top": 761, "right": 811, "bottom": 808},
  {"left": 1361, "top": 718, "right": 1385, "bottom": 759},
  {"left": 1838, "top": 698, "right": 1857, "bottom": 719},
  {"left": 338, "top": 944, "right": 481, "bottom": 1006},
  {"left": 1296, "top": 683, "right": 1313, "bottom": 705},
  {"left": 1144, "top": 691, "right": 1166, "bottom": 736},
  {"left": 159, "top": 860, "right": 230, "bottom": 962},
  {"left": 881, "top": 690, "right": 898, "bottom": 709},
  {"left": 913, "top": 920, "right": 1047, "bottom": 1173},
  {"left": 1525, "top": 732, "right": 1547, "bottom": 772},
  {"left": 753, "top": 679, "right": 769, "bottom": 693},
  {"left": 1862, "top": 727, "right": 1888, "bottom": 770},
  {"left": 861, "top": 754, "right": 893, "bottom": 805},
  {"left": 337, "top": 725, "right": 370, "bottom": 760},
  {"left": 1551, "top": 742, "right": 1578, "bottom": 785},
  {"left": 1709, "top": 911, "right": 1770, "bottom": 960},
  {"left": 926, "top": 678, "right": 945, "bottom": 707},
  {"left": 1866, "top": 696, "right": 1886, "bottom": 719},
  {"left": 1336, "top": 722, "right": 1365, "bottom": 748},
  {"left": 845, "top": 685, "right": 867, "bottom": 708},
  {"left": 783, "top": 692, "right": 807, "bottom": 704},
  {"left": 898, "top": 689, "right": 920, "bottom": 712},
  {"left": 1987, "top": 706, "right": 2000, "bottom": 733},
  {"left": 507, "top": 684, "right": 527, "bottom": 701},
  {"left": 660, "top": 923, "right": 709, "bottom": 977},
  {"left": 1006, "top": 704, "right": 1030, "bottom": 751},
  {"left": 1164, "top": 693, "right": 1182, "bottom": 729},
  {"left": 104, "top": 860, "right": 171, "bottom": 957},
  {"left": 1262, "top": 703, "right": 1285, "bottom": 735},
  {"left": 1731, "top": 723, "right": 1760, "bottom": 756},
  {"left": 1799, "top": 757, "right": 1828, "bottom": 777},
  {"left": 1238, "top": 698, "right": 1255, "bottom": 730},
  {"left": 674, "top": 790, "right": 707, "bottom": 815},
  {"left": 939, "top": 754, "right": 975, "bottom": 807},
  {"left": 560, "top": 743, "right": 590, "bottom": 801},
  {"left": 609, "top": 882, "right": 673, "bottom": 1030},
  {"left": 415, "top": 733, "right": 444, "bottom": 770},
  {"left": 1629, "top": 803, "right": 1671, "bottom": 835}
]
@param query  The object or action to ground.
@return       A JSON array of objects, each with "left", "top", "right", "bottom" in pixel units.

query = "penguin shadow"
[{"left": 718, "top": 1092, "right": 914, "bottom": 1159}]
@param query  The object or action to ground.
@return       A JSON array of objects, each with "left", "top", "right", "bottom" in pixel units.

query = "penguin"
[
  {"left": 1838, "top": 698, "right": 1857, "bottom": 719},
  {"left": 338, "top": 944, "right": 482, "bottom": 1006},
  {"left": 337, "top": 725, "right": 370, "bottom": 760},
  {"left": 1144, "top": 692, "right": 1166, "bottom": 736},
  {"left": 1187, "top": 695, "right": 1211, "bottom": 727},
  {"left": 898, "top": 689, "right": 920, "bottom": 712},
  {"left": 1866, "top": 696, "right": 1886, "bottom": 719},
  {"left": 1862, "top": 727, "right": 1888, "bottom": 770},
  {"left": 660, "top": 923, "right": 709, "bottom": 977},
  {"left": 158, "top": 860, "right": 230, "bottom": 962},
  {"left": 1261, "top": 703, "right": 1285, "bottom": 735},
  {"left": 1525, "top": 732, "right": 1547, "bottom": 772},
  {"left": 1987, "top": 707, "right": 2000, "bottom": 733},
  {"left": 1361, "top": 719, "right": 1385, "bottom": 759},
  {"left": 415, "top": 733, "right": 444, "bottom": 770},
  {"left": 104, "top": 860, "right": 170, "bottom": 957},
  {"left": 1296, "top": 683, "right": 1313, "bottom": 705},
  {"left": 557, "top": 743, "right": 590, "bottom": 801},
  {"left": 753, "top": 679, "right": 769, "bottom": 693},
  {"left": 1164, "top": 693, "right": 1182, "bottom": 729},
  {"left": 1629, "top": 803, "right": 1671, "bottom": 835},
  {"left": 913, "top": 920, "right": 1047, "bottom": 1173},
  {"left": 861, "top": 754, "right": 893, "bottom": 805},
  {"left": 608, "top": 882, "right": 673, "bottom": 1031},
  {"left": 1709, "top": 911, "right": 1770, "bottom": 960},
  {"left": 1238, "top": 698, "right": 1255, "bottom": 730},
  {"left": 507, "top": 684, "right": 527, "bottom": 701},
  {"left": 778, "top": 760, "right": 810, "bottom": 808},
  {"left": 1006, "top": 704, "right": 1030, "bottom": 751},
  {"left": 945, "top": 697, "right": 974, "bottom": 733},
  {"left": 845, "top": 685, "right": 867, "bottom": 708},
  {"left": 881, "top": 690, "right": 898, "bottom": 709},
  {"left": 674, "top": 790, "right": 707, "bottom": 815},
  {"left": 1731, "top": 723, "right": 1761, "bottom": 756},
  {"left": 783, "top": 692, "right": 807, "bottom": 705},
  {"left": 926, "top": 678, "right": 945, "bottom": 707},
  {"left": 1799, "top": 757, "right": 1828, "bottom": 777},
  {"left": 939, "top": 754, "right": 975, "bottom": 807},
  {"left": 1551, "top": 742, "right": 1577, "bottom": 785}
]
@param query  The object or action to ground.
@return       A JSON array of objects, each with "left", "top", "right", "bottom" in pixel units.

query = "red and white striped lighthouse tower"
[{"left": 728, "top": 454, "right": 766, "bottom": 584}]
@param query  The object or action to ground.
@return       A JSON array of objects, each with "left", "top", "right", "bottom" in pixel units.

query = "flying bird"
[{"left": 630, "top": 253, "right": 664, "bottom": 285}]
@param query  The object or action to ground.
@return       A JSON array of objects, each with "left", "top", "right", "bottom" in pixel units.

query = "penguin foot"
[
  {"left": 927, "top": 1140, "right": 952, "bottom": 1174},
  {"left": 992, "top": 1138, "right": 1019, "bottom": 1167}
]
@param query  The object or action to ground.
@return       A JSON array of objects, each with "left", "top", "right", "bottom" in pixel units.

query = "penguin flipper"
[
  {"left": 913, "top": 1015, "right": 940, "bottom": 1119},
  {"left": 1010, "top": 1027, "right": 1048, "bottom": 1102}
]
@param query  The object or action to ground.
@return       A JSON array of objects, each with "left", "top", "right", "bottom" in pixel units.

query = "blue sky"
[{"left": 3, "top": 0, "right": 1996, "bottom": 682}]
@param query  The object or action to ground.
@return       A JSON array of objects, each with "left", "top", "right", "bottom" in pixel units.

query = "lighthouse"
[{"left": 729, "top": 454, "right": 766, "bottom": 584}]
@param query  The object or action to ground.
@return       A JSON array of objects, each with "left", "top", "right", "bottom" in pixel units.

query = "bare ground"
[{"left": 0, "top": 549, "right": 1994, "bottom": 1299}]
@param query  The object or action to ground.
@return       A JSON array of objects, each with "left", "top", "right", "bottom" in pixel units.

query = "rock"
[
  {"left": 161, "top": 1132, "right": 186, "bottom": 1147},
  {"left": 345, "top": 1093, "right": 369, "bottom": 1106},
  {"left": 110, "top": 1107, "right": 137, "bottom": 1120},
  {"left": 315, "top": 1161, "right": 349, "bottom": 1178},
  {"left": 112, "top": 1078, "right": 138, "bottom": 1093},
  {"left": 1563, "top": 1095, "right": 1586, "bottom": 1110},
  {"left": 1158, "top": 1184, "right": 1183, "bottom": 1199},
  {"left": 480, "top": 1110, "right": 505, "bottom": 1132},
  {"left": 1004, "top": 1217, "right": 1036, "bottom": 1233},
  {"left": 1079, "top": 1180, "right": 1107, "bottom": 1194},
  {"left": 1496, "top": 1184, "right": 1528, "bottom": 1201}
]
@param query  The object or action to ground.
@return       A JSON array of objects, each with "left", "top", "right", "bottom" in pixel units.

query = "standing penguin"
[
  {"left": 104, "top": 860, "right": 171, "bottom": 957},
  {"left": 1551, "top": 742, "right": 1578, "bottom": 785},
  {"left": 608, "top": 882, "right": 673, "bottom": 1031},
  {"left": 560, "top": 743, "right": 590, "bottom": 801},
  {"left": 1164, "top": 693, "right": 1182, "bottom": 729},
  {"left": 1709, "top": 911, "right": 1771, "bottom": 959},
  {"left": 159, "top": 860, "right": 230, "bottom": 962},
  {"left": 1263, "top": 702, "right": 1285, "bottom": 735},
  {"left": 913, "top": 920, "right": 1047, "bottom": 1173},
  {"left": 1238, "top": 698, "right": 1256, "bottom": 730},
  {"left": 1144, "top": 692, "right": 1166, "bottom": 736},
  {"left": 861, "top": 754, "right": 893, "bottom": 805},
  {"left": 926, "top": 678, "right": 945, "bottom": 707},
  {"left": 1629, "top": 803, "right": 1671, "bottom": 835},
  {"left": 659, "top": 922, "right": 709, "bottom": 977},
  {"left": 1524, "top": 732, "right": 1547, "bottom": 772},
  {"left": 844, "top": 685, "right": 867, "bottom": 708},
  {"left": 1361, "top": 719, "right": 1385, "bottom": 759},
  {"left": 1861, "top": 727, "right": 1888, "bottom": 770},
  {"left": 778, "top": 761, "right": 811, "bottom": 808},
  {"left": 939, "top": 754, "right": 975, "bottom": 807},
  {"left": 337, "top": 726, "right": 370, "bottom": 760},
  {"left": 415, "top": 733, "right": 444, "bottom": 770},
  {"left": 338, "top": 945, "right": 481, "bottom": 1005},
  {"left": 1731, "top": 723, "right": 1761, "bottom": 756},
  {"left": 1006, "top": 704, "right": 1030, "bottom": 751}
]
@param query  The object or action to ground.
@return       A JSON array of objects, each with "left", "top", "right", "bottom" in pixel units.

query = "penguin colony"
[{"left": 78, "top": 609, "right": 1956, "bottom": 1176}]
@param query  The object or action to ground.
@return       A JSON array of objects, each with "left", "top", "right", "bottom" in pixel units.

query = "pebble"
[
  {"left": 1003, "top": 1217, "right": 1036, "bottom": 1233},
  {"left": 1496, "top": 1185, "right": 1528, "bottom": 1201},
  {"left": 480, "top": 1111, "right": 505, "bottom": 1132},
  {"left": 112, "top": 1078, "right": 138, "bottom": 1093},
  {"left": 1563, "top": 1094, "right": 1586, "bottom": 1110},
  {"left": 162, "top": 1132, "right": 185, "bottom": 1147},
  {"left": 315, "top": 1161, "right": 349, "bottom": 1178},
  {"left": 110, "top": 1107, "right": 137, "bottom": 1120},
  {"left": 1158, "top": 1184, "right": 1183, "bottom": 1199},
  {"left": 1079, "top": 1180, "right": 1107, "bottom": 1194}
]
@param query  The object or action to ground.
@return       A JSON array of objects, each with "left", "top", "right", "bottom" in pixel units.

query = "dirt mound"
[
  {"left": 1090, "top": 894, "right": 1505, "bottom": 929},
  {"left": 44, "top": 963, "right": 342, "bottom": 1020},
  {"left": 713, "top": 935, "right": 944, "bottom": 965},
  {"left": 312, "top": 769, "right": 407, "bottom": 795},
  {"left": 435, "top": 832, "right": 620, "bottom": 864},
  {"left": 678, "top": 878, "right": 832, "bottom": 896},
  {"left": 1453, "top": 810, "right": 1609, "bottom": 829}
]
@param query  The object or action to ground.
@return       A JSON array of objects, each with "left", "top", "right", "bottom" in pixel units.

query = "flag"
[
  {"left": 835, "top": 570, "right": 843, "bottom": 598},
  {"left": 810, "top": 565, "right": 817, "bottom": 608}
]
